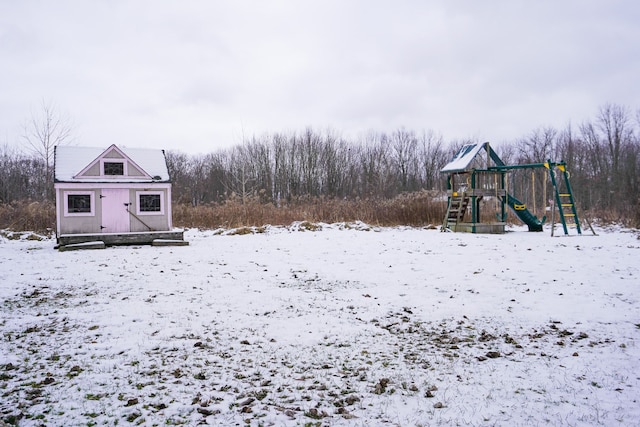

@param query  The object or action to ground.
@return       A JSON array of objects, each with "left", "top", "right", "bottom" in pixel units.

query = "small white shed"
[{"left": 54, "top": 144, "right": 186, "bottom": 249}]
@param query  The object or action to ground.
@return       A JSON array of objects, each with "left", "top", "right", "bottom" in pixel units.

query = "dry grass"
[
  {"left": 0, "top": 194, "right": 445, "bottom": 235},
  {"left": 172, "top": 190, "right": 447, "bottom": 229},
  {"left": 589, "top": 204, "right": 640, "bottom": 229},
  {"left": 0, "top": 201, "right": 55, "bottom": 235},
  {"left": 1, "top": 192, "right": 636, "bottom": 234}
]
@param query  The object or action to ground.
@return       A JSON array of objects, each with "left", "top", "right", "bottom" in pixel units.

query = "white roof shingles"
[
  {"left": 440, "top": 143, "right": 485, "bottom": 173},
  {"left": 54, "top": 145, "right": 170, "bottom": 183}
]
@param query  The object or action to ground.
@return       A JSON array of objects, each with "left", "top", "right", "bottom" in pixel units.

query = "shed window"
[
  {"left": 63, "top": 191, "right": 95, "bottom": 217},
  {"left": 104, "top": 162, "right": 124, "bottom": 175},
  {"left": 136, "top": 191, "right": 164, "bottom": 215},
  {"left": 139, "top": 194, "right": 161, "bottom": 212},
  {"left": 68, "top": 194, "right": 91, "bottom": 213}
]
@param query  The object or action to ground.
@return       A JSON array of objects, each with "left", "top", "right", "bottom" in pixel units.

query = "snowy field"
[{"left": 1, "top": 223, "right": 639, "bottom": 426}]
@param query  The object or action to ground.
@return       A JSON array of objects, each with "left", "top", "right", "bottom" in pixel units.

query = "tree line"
[
  {"left": 165, "top": 103, "right": 639, "bottom": 221},
  {"left": 1, "top": 103, "right": 639, "bottom": 225},
  {"left": 165, "top": 127, "right": 451, "bottom": 206}
]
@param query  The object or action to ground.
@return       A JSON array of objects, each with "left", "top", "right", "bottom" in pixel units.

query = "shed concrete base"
[
  {"left": 58, "top": 241, "right": 106, "bottom": 252},
  {"left": 152, "top": 239, "right": 190, "bottom": 247}
]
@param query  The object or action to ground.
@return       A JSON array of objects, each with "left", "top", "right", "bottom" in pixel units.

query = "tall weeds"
[
  {"left": 0, "top": 201, "right": 55, "bottom": 234},
  {"left": 173, "top": 190, "right": 447, "bottom": 229},
  {"left": 0, "top": 192, "right": 635, "bottom": 234}
]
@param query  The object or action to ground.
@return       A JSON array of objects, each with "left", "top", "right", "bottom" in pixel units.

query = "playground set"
[{"left": 440, "top": 142, "right": 588, "bottom": 235}]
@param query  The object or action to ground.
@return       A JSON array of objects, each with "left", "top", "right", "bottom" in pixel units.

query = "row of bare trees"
[
  {"left": 0, "top": 145, "right": 50, "bottom": 203},
  {"left": 1, "top": 103, "right": 639, "bottom": 225},
  {"left": 164, "top": 104, "right": 639, "bottom": 219},
  {"left": 166, "top": 127, "right": 451, "bottom": 206},
  {"left": 499, "top": 104, "right": 640, "bottom": 220}
]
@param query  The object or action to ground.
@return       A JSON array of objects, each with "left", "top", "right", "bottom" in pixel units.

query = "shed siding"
[
  {"left": 55, "top": 183, "right": 172, "bottom": 236},
  {"left": 104, "top": 150, "right": 124, "bottom": 159},
  {"left": 128, "top": 188, "right": 171, "bottom": 232},
  {"left": 57, "top": 187, "right": 103, "bottom": 235},
  {"left": 54, "top": 145, "right": 174, "bottom": 239},
  {"left": 128, "top": 163, "right": 145, "bottom": 177},
  {"left": 80, "top": 163, "right": 101, "bottom": 177}
]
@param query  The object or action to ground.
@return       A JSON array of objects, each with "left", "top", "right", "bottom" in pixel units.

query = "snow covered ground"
[{"left": 1, "top": 223, "right": 639, "bottom": 426}]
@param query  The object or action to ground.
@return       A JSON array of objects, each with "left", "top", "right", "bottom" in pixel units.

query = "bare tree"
[
  {"left": 417, "top": 129, "right": 447, "bottom": 191},
  {"left": 298, "top": 128, "right": 322, "bottom": 197},
  {"left": 597, "top": 103, "right": 631, "bottom": 193},
  {"left": 165, "top": 150, "right": 192, "bottom": 204},
  {"left": 22, "top": 100, "right": 73, "bottom": 200},
  {"left": 515, "top": 126, "right": 557, "bottom": 163},
  {"left": 390, "top": 128, "right": 418, "bottom": 192},
  {"left": 359, "top": 131, "right": 392, "bottom": 197},
  {"left": 320, "top": 130, "right": 350, "bottom": 198},
  {"left": 0, "top": 144, "right": 47, "bottom": 203}
]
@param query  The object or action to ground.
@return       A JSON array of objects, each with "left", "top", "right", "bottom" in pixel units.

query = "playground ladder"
[
  {"left": 549, "top": 163, "right": 582, "bottom": 235},
  {"left": 442, "top": 193, "right": 469, "bottom": 230}
]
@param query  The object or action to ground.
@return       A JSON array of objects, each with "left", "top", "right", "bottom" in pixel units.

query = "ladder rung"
[
  {"left": 559, "top": 193, "right": 571, "bottom": 197},
  {"left": 563, "top": 213, "right": 575, "bottom": 217},
  {"left": 561, "top": 203, "right": 573, "bottom": 207}
]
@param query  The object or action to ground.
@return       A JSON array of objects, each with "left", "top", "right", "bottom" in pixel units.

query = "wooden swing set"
[{"left": 441, "top": 142, "right": 596, "bottom": 235}]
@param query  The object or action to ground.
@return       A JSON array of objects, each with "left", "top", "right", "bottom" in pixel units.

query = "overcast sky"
[{"left": 1, "top": 1, "right": 639, "bottom": 155}]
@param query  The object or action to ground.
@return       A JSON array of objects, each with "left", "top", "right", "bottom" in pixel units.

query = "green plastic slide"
[{"left": 506, "top": 194, "right": 545, "bottom": 232}]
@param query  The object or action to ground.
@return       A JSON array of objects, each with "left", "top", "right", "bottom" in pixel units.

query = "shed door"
[{"left": 101, "top": 189, "right": 130, "bottom": 233}]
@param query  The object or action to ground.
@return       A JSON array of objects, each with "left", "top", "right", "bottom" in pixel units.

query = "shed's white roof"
[{"left": 54, "top": 145, "right": 170, "bottom": 182}]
